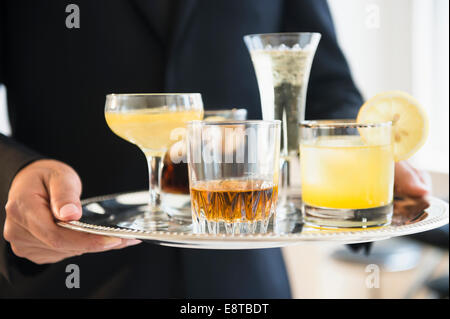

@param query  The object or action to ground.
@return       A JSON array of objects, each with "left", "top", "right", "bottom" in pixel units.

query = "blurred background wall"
[{"left": 328, "top": 0, "right": 449, "bottom": 174}]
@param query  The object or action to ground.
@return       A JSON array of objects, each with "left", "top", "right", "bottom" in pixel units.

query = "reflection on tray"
[
  {"left": 392, "top": 196, "right": 430, "bottom": 226},
  {"left": 81, "top": 191, "right": 431, "bottom": 234}
]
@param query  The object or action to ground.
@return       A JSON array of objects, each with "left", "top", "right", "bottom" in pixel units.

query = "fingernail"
[
  {"left": 102, "top": 237, "right": 123, "bottom": 249},
  {"left": 59, "top": 203, "right": 80, "bottom": 219},
  {"left": 124, "top": 239, "right": 142, "bottom": 246}
]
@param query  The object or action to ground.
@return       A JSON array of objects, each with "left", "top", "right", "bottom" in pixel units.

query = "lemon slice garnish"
[{"left": 357, "top": 91, "right": 429, "bottom": 161}]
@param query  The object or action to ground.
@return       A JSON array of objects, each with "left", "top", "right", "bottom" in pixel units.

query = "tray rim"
[{"left": 57, "top": 191, "right": 449, "bottom": 244}]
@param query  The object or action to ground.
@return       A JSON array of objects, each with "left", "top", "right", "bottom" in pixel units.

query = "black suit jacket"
[{"left": 0, "top": 0, "right": 362, "bottom": 298}]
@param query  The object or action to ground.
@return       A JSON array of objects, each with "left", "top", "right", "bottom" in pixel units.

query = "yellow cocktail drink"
[
  {"left": 300, "top": 91, "right": 428, "bottom": 228},
  {"left": 104, "top": 93, "right": 204, "bottom": 230},
  {"left": 105, "top": 108, "right": 203, "bottom": 156},
  {"left": 300, "top": 136, "right": 394, "bottom": 210}
]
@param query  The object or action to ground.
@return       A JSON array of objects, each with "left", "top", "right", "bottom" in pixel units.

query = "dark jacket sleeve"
[
  {"left": 0, "top": 0, "right": 3, "bottom": 85},
  {"left": 0, "top": 135, "right": 45, "bottom": 282},
  {"left": 282, "top": 0, "right": 364, "bottom": 119},
  {"left": 0, "top": 4, "right": 47, "bottom": 281}
]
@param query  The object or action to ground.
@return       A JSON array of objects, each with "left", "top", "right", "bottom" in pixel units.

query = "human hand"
[
  {"left": 394, "top": 161, "right": 431, "bottom": 198},
  {"left": 3, "top": 159, "right": 141, "bottom": 264}
]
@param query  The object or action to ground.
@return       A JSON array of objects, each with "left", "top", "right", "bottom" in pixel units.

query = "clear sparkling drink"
[{"left": 249, "top": 47, "right": 315, "bottom": 157}]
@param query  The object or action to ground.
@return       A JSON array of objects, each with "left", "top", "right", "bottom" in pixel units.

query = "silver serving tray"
[{"left": 58, "top": 190, "right": 449, "bottom": 249}]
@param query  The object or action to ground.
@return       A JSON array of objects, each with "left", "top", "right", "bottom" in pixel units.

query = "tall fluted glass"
[{"left": 244, "top": 32, "right": 321, "bottom": 217}]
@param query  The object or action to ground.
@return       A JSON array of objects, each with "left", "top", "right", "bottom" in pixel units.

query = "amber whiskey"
[{"left": 191, "top": 179, "right": 278, "bottom": 223}]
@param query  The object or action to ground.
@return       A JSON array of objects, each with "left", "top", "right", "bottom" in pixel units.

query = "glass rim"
[
  {"left": 243, "top": 32, "right": 322, "bottom": 39},
  {"left": 300, "top": 119, "right": 392, "bottom": 128},
  {"left": 187, "top": 119, "right": 281, "bottom": 127},
  {"left": 106, "top": 93, "right": 201, "bottom": 98}
]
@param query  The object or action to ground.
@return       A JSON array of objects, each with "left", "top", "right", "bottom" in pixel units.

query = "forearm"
[{"left": 0, "top": 133, "right": 44, "bottom": 200}]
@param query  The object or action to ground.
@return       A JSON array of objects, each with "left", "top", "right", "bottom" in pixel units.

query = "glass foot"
[
  {"left": 303, "top": 203, "right": 393, "bottom": 229},
  {"left": 118, "top": 208, "right": 192, "bottom": 232},
  {"left": 276, "top": 190, "right": 303, "bottom": 219},
  {"left": 277, "top": 202, "right": 302, "bottom": 218},
  {"left": 168, "top": 213, "right": 193, "bottom": 225},
  {"left": 193, "top": 218, "right": 273, "bottom": 235},
  {"left": 118, "top": 211, "right": 169, "bottom": 231},
  {"left": 162, "top": 193, "right": 192, "bottom": 224}
]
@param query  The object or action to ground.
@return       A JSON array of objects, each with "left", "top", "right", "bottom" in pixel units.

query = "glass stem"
[
  {"left": 280, "top": 157, "right": 290, "bottom": 203},
  {"left": 145, "top": 154, "right": 164, "bottom": 214}
]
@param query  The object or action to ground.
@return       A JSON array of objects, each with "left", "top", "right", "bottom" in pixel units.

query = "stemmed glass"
[{"left": 105, "top": 93, "right": 203, "bottom": 230}]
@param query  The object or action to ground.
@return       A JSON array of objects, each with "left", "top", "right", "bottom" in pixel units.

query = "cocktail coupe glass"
[
  {"left": 300, "top": 120, "right": 394, "bottom": 228},
  {"left": 244, "top": 32, "right": 321, "bottom": 218},
  {"left": 105, "top": 93, "right": 203, "bottom": 230}
]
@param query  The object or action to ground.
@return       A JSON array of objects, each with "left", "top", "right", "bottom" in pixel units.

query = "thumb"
[
  {"left": 394, "top": 161, "right": 430, "bottom": 197},
  {"left": 47, "top": 167, "right": 83, "bottom": 221}
]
